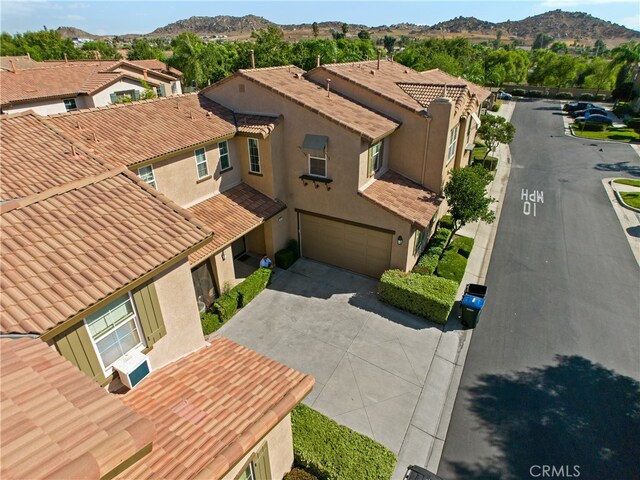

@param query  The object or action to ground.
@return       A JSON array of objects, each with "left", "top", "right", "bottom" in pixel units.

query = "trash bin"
[
  {"left": 465, "top": 283, "right": 487, "bottom": 298},
  {"left": 460, "top": 293, "right": 485, "bottom": 328}
]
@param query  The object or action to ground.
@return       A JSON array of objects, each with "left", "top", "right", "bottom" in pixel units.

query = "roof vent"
[
  {"left": 206, "top": 111, "right": 212, "bottom": 118},
  {"left": 370, "top": 70, "right": 375, "bottom": 75},
  {"left": 326, "top": 78, "right": 331, "bottom": 97},
  {"left": 293, "top": 72, "right": 302, "bottom": 79}
]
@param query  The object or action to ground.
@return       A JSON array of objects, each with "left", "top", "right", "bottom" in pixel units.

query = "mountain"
[
  {"left": 429, "top": 17, "right": 496, "bottom": 34},
  {"left": 149, "top": 15, "right": 275, "bottom": 37},
  {"left": 55, "top": 26, "right": 101, "bottom": 39}
]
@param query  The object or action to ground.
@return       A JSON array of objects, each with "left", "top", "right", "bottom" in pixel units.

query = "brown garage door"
[{"left": 299, "top": 212, "right": 392, "bottom": 277}]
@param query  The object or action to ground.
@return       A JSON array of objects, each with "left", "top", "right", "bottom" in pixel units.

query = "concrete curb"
[
  {"left": 610, "top": 179, "right": 640, "bottom": 213},
  {"left": 601, "top": 178, "right": 640, "bottom": 267}
]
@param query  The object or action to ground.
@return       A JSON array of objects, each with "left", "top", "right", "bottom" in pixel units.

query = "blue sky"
[{"left": 1, "top": 0, "right": 638, "bottom": 35}]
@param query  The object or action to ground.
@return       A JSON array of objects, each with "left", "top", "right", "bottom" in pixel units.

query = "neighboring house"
[
  {"left": 0, "top": 113, "right": 314, "bottom": 480},
  {"left": 46, "top": 93, "right": 287, "bottom": 307},
  {"left": 0, "top": 59, "right": 182, "bottom": 115}
]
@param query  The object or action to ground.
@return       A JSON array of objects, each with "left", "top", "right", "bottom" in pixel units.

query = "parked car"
[
  {"left": 496, "top": 90, "right": 513, "bottom": 100},
  {"left": 563, "top": 101, "right": 598, "bottom": 113},
  {"left": 570, "top": 107, "right": 607, "bottom": 118},
  {"left": 574, "top": 114, "right": 613, "bottom": 126}
]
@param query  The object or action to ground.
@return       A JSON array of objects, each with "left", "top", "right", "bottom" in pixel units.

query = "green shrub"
[
  {"left": 235, "top": 267, "right": 272, "bottom": 307},
  {"left": 625, "top": 118, "right": 640, "bottom": 130},
  {"left": 413, "top": 227, "right": 451, "bottom": 275},
  {"left": 284, "top": 469, "right": 318, "bottom": 480},
  {"left": 579, "top": 93, "right": 594, "bottom": 100},
  {"left": 436, "top": 249, "right": 468, "bottom": 284},
  {"left": 438, "top": 215, "right": 454, "bottom": 231},
  {"left": 292, "top": 404, "right": 396, "bottom": 480},
  {"left": 490, "top": 100, "right": 502, "bottom": 112},
  {"left": 613, "top": 102, "right": 634, "bottom": 117},
  {"left": 594, "top": 94, "right": 606, "bottom": 101},
  {"left": 287, "top": 239, "right": 301, "bottom": 259},
  {"left": 450, "top": 235, "right": 475, "bottom": 258},
  {"left": 527, "top": 90, "right": 543, "bottom": 98},
  {"left": 575, "top": 122, "right": 607, "bottom": 132},
  {"left": 378, "top": 270, "right": 458, "bottom": 324},
  {"left": 555, "top": 92, "right": 573, "bottom": 100},
  {"left": 511, "top": 89, "right": 526, "bottom": 96},
  {"left": 276, "top": 248, "right": 296, "bottom": 269},
  {"left": 213, "top": 290, "right": 240, "bottom": 322},
  {"left": 200, "top": 311, "right": 223, "bottom": 336}
]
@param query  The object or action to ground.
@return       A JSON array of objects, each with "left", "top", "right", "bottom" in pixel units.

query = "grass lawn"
[
  {"left": 471, "top": 145, "right": 498, "bottom": 171},
  {"left": 572, "top": 126, "right": 640, "bottom": 143},
  {"left": 620, "top": 192, "right": 640, "bottom": 209},
  {"left": 614, "top": 178, "right": 640, "bottom": 188}
]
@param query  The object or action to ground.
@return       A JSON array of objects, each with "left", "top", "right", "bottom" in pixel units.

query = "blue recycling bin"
[{"left": 461, "top": 293, "right": 485, "bottom": 328}]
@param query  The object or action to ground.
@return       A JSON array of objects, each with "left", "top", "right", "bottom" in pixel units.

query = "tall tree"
[
  {"left": 477, "top": 114, "right": 515, "bottom": 160},
  {"left": 169, "top": 33, "right": 206, "bottom": 87},
  {"left": 610, "top": 41, "right": 640, "bottom": 99},
  {"left": 312, "top": 22, "right": 319, "bottom": 38},
  {"left": 127, "top": 38, "right": 166, "bottom": 61},
  {"left": 358, "top": 30, "right": 371, "bottom": 40},
  {"left": 383, "top": 35, "right": 396, "bottom": 54}
]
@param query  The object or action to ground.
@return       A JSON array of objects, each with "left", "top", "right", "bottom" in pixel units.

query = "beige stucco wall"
[
  {"left": 211, "top": 247, "right": 236, "bottom": 294},
  {"left": 204, "top": 76, "right": 415, "bottom": 272},
  {"left": 89, "top": 78, "right": 150, "bottom": 108},
  {"left": 146, "top": 258, "right": 207, "bottom": 370},
  {"left": 235, "top": 134, "right": 276, "bottom": 198},
  {"left": 3, "top": 95, "right": 93, "bottom": 115},
  {"left": 114, "top": 64, "right": 175, "bottom": 95},
  {"left": 221, "top": 413, "right": 294, "bottom": 480},
  {"left": 147, "top": 139, "right": 240, "bottom": 209}
]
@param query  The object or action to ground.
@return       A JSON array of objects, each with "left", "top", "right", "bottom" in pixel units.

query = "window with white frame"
[
  {"left": 219, "top": 140, "right": 230, "bottom": 171},
  {"left": 63, "top": 98, "right": 78, "bottom": 112},
  {"left": 85, "top": 294, "right": 143, "bottom": 371},
  {"left": 368, "top": 141, "right": 383, "bottom": 177},
  {"left": 195, "top": 147, "right": 209, "bottom": 179},
  {"left": 447, "top": 124, "right": 459, "bottom": 162},
  {"left": 248, "top": 138, "right": 261, "bottom": 173},
  {"left": 238, "top": 463, "right": 256, "bottom": 480},
  {"left": 414, "top": 229, "right": 427, "bottom": 255},
  {"left": 308, "top": 153, "right": 327, "bottom": 177},
  {"left": 138, "top": 165, "right": 157, "bottom": 189}
]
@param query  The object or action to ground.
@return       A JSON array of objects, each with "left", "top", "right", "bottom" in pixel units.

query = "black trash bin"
[
  {"left": 460, "top": 293, "right": 485, "bottom": 328},
  {"left": 465, "top": 283, "right": 487, "bottom": 298}
]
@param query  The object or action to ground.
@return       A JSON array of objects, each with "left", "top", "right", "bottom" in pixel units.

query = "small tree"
[
  {"left": 443, "top": 165, "right": 496, "bottom": 244},
  {"left": 312, "top": 22, "right": 319, "bottom": 38},
  {"left": 358, "top": 30, "right": 371, "bottom": 40},
  {"left": 477, "top": 114, "right": 515, "bottom": 160},
  {"left": 341, "top": 23, "right": 349, "bottom": 35},
  {"left": 383, "top": 35, "right": 396, "bottom": 54}
]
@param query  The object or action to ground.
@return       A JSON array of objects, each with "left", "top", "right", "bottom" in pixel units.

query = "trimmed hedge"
[
  {"left": 579, "top": 93, "right": 594, "bottom": 100},
  {"left": 413, "top": 227, "right": 451, "bottom": 275},
  {"left": 285, "top": 469, "right": 319, "bottom": 480},
  {"left": 235, "top": 267, "right": 272, "bottom": 307},
  {"left": 555, "top": 92, "right": 573, "bottom": 100},
  {"left": 276, "top": 239, "right": 301, "bottom": 269},
  {"left": 438, "top": 215, "right": 455, "bottom": 231},
  {"left": 213, "top": 290, "right": 239, "bottom": 322},
  {"left": 450, "top": 235, "right": 474, "bottom": 259},
  {"left": 292, "top": 404, "right": 396, "bottom": 480},
  {"left": 435, "top": 235, "right": 475, "bottom": 283},
  {"left": 575, "top": 122, "right": 608, "bottom": 132},
  {"left": 527, "top": 90, "right": 543, "bottom": 98},
  {"left": 200, "top": 311, "right": 223, "bottom": 335},
  {"left": 490, "top": 100, "right": 502, "bottom": 112},
  {"left": 287, "top": 239, "right": 301, "bottom": 259},
  {"left": 594, "top": 94, "right": 607, "bottom": 101},
  {"left": 511, "top": 89, "right": 526, "bottom": 96},
  {"left": 378, "top": 270, "right": 458, "bottom": 324},
  {"left": 626, "top": 118, "right": 640, "bottom": 130}
]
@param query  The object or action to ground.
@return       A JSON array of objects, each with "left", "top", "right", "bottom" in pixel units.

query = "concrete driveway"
[{"left": 216, "top": 258, "right": 469, "bottom": 477}]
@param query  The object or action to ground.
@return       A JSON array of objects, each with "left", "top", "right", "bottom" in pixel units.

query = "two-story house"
[{"left": 0, "top": 58, "right": 183, "bottom": 115}]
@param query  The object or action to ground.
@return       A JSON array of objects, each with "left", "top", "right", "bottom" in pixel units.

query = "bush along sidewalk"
[
  {"left": 200, "top": 267, "right": 273, "bottom": 335},
  {"left": 436, "top": 235, "right": 475, "bottom": 284},
  {"left": 275, "top": 239, "right": 300, "bottom": 269},
  {"left": 291, "top": 404, "right": 397, "bottom": 480},
  {"left": 413, "top": 227, "right": 451, "bottom": 275}
]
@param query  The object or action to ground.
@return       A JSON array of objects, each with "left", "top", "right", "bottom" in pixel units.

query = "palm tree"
[{"left": 610, "top": 41, "right": 640, "bottom": 100}]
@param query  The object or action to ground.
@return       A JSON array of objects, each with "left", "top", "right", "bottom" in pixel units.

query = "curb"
[{"left": 610, "top": 180, "right": 640, "bottom": 213}]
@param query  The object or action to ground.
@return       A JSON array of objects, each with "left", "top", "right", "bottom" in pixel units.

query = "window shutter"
[
  {"left": 367, "top": 146, "right": 374, "bottom": 177},
  {"left": 133, "top": 90, "right": 141, "bottom": 101},
  {"left": 253, "top": 444, "right": 271, "bottom": 479},
  {"left": 159, "top": 84, "right": 167, "bottom": 97},
  {"left": 110, "top": 93, "right": 117, "bottom": 103},
  {"left": 132, "top": 281, "right": 166, "bottom": 349},
  {"left": 54, "top": 322, "right": 107, "bottom": 385}
]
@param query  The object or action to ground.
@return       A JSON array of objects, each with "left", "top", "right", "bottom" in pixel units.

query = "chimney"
[
  {"left": 26, "top": 52, "right": 31, "bottom": 60},
  {"left": 326, "top": 78, "right": 331, "bottom": 97},
  {"left": 64, "top": 53, "right": 68, "bottom": 64},
  {"left": 143, "top": 69, "right": 148, "bottom": 80},
  {"left": 443, "top": 83, "right": 448, "bottom": 97},
  {"left": 9, "top": 60, "right": 17, "bottom": 74},
  {"left": 377, "top": 50, "right": 381, "bottom": 70},
  {"left": 316, "top": 55, "right": 321, "bottom": 68},
  {"left": 93, "top": 51, "right": 99, "bottom": 60},
  {"left": 250, "top": 49, "right": 255, "bottom": 69},
  {"left": 391, "top": 54, "right": 394, "bottom": 63}
]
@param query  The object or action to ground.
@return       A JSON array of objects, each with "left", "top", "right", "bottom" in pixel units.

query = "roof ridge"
[{"left": 239, "top": 64, "right": 304, "bottom": 73}]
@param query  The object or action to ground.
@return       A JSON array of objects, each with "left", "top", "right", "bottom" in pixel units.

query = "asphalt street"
[{"left": 439, "top": 99, "right": 640, "bottom": 480}]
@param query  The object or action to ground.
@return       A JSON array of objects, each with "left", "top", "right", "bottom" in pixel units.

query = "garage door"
[{"left": 299, "top": 213, "right": 392, "bottom": 277}]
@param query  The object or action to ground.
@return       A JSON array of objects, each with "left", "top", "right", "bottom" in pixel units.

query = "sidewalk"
[
  {"left": 406, "top": 101, "right": 515, "bottom": 475},
  {"left": 602, "top": 178, "right": 640, "bottom": 265}
]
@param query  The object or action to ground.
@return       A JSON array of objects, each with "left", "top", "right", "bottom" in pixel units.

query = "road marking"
[{"left": 521, "top": 189, "right": 543, "bottom": 217}]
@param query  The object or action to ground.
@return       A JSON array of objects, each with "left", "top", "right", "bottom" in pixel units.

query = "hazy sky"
[{"left": 1, "top": 0, "right": 638, "bottom": 36}]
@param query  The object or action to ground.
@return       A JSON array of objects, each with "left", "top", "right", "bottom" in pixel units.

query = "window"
[
  {"left": 447, "top": 124, "right": 459, "bottom": 163},
  {"left": 467, "top": 116, "right": 473, "bottom": 139},
  {"left": 63, "top": 98, "right": 77, "bottom": 112},
  {"left": 237, "top": 463, "right": 255, "bottom": 480},
  {"left": 368, "top": 141, "right": 383, "bottom": 177},
  {"left": 248, "top": 138, "right": 261, "bottom": 173},
  {"left": 138, "top": 165, "right": 157, "bottom": 189},
  {"left": 219, "top": 140, "right": 230, "bottom": 171},
  {"left": 191, "top": 261, "right": 217, "bottom": 311},
  {"left": 414, "top": 229, "right": 427, "bottom": 255},
  {"left": 85, "top": 294, "right": 143, "bottom": 371},
  {"left": 195, "top": 147, "right": 209, "bottom": 179},
  {"left": 171, "top": 82, "right": 178, "bottom": 94},
  {"left": 308, "top": 154, "right": 327, "bottom": 177}
]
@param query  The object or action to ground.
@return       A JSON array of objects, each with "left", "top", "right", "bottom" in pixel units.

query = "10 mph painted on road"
[{"left": 522, "top": 188, "right": 543, "bottom": 216}]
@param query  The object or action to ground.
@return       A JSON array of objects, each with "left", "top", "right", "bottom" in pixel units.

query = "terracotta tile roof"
[
  {"left": 0, "top": 64, "right": 148, "bottom": 106},
  {"left": 0, "top": 55, "right": 40, "bottom": 71},
  {"left": 0, "top": 113, "right": 112, "bottom": 201},
  {"left": 47, "top": 94, "right": 238, "bottom": 167},
  {"left": 119, "top": 337, "right": 314, "bottom": 480},
  {"left": 42, "top": 59, "right": 183, "bottom": 78},
  {"left": 0, "top": 168, "right": 212, "bottom": 335},
  {"left": 229, "top": 66, "right": 400, "bottom": 142},
  {"left": 235, "top": 113, "right": 281, "bottom": 138},
  {"left": 312, "top": 61, "right": 490, "bottom": 114},
  {"left": 397, "top": 82, "right": 469, "bottom": 110},
  {"left": 188, "top": 183, "right": 286, "bottom": 264},
  {"left": 0, "top": 337, "right": 155, "bottom": 480},
  {"left": 359, "top": 169, "right": 443, "bottom": 229}
]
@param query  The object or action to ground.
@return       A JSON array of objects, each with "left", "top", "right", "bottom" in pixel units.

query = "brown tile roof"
[
  {"left": 0, "top": 168, "right": 212, "bottom": 335},
  {"left": 0, "top": 64, "right": 152, "bottom": 106},
  {"left": 235, "top": 113, "right": 281, "bottom": 138},
  {"left": 226, "top": 66, "right": 400, "bottom": 142},
  {"left": 312, "top": 61, "right": 490, "bottom": 114},
  {"left": 398, "top": 82, "right": 470, "bottom": 110},
  {"left": 359, "top": 169, "right": 443, "bottom": 229},
  {"left": 0, "top": 55, "right": 40, "bottom": 71},
  {"left": 119, "top": 337, "right": 314, "bottom": 480},
  {"left": 41, "top": 59, "right": 183, "bottom": 78},
  {"left": 47, "top": 94, "right": 238, "bottom": 167},
  {"left": 0, "top": 337, "right": 155, "bottom": 480},
  {"left": 0, "top": 113, "right": 112, "bottom": 201},
  {"left": 188, "top": 183, "right": 286, "bottom": 264}
]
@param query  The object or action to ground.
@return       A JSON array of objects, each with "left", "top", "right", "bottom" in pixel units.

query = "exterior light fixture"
[
  {"left": 397, "top": 236, "right": 403, "bottom": 246},
  {"left": 221, "top": 251, "right": 226, "bottom": 260}
]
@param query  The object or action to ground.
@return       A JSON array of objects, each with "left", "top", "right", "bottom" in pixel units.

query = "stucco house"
[
  {"left": 0, "top": 113, "right": 314, "bottom": 480},
  {"left": 0, "top": 58, "right": 183, "bottom": 115}
]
